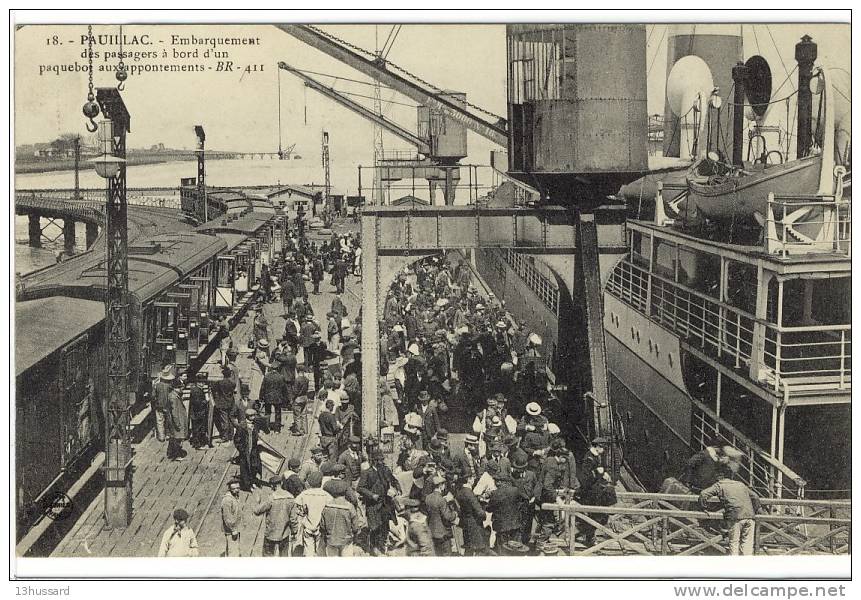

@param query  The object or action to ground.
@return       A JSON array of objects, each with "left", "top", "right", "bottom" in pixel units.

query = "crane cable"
[
  {"left": 277, "top": 64, "right": 283, "bottom": 156},
  {"left": 304, "top": 24, "right": 505, "bottom": 123}
]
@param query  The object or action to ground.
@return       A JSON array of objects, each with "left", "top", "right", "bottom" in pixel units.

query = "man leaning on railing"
[{"left": 699, "top": 465, "right": 763, "bottom": 556}]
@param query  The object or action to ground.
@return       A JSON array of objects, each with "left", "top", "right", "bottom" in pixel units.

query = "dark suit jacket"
[
  {"left": 454, "top": 485, "right": 487, "bottom": 549},
  {"left": 487, "top": 481, "right": 524, "bottom": 534},
  {"left": 357, "top": 465, "right": 399, "bottom": 531},
  {"left": 424, "top": 491, "right": 456, "bottom": 540}
]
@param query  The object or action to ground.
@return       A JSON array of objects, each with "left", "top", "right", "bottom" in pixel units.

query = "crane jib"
[{"left": 274, "top": 24, "right": 509, "bottom": 147}]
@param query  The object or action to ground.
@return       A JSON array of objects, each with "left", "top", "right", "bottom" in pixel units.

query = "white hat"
[
  {"left": 495, "top": 321, "right": 507, "bottom": 329},
  {"left": 393, "top": 324, "right": 405, "bottom": 333},
  {"left": 475, "top": 303, "right": 485, "bottom": 310},
  {"left": 408, "top": 343, "right": 420, "bottom": 356},
  {"left": 257, "top": 338, "right": 270, "bottom": 349},
  {"left": 528, "top": 333, "right": 543, "bottom": 346},
  {"left": 548, "top": 423, "right": 561, "bottom": 435},
  {"left": 526, "top": 402, "right": 542, "bottom": 416},
  {"left": 456, "top": 326, "right": 469, "bottom": 335},
  {"left": 435, "top": 298, "right": 449, "bottom": 308}
]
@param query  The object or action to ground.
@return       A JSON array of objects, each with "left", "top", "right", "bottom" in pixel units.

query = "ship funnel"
[{"left": 743, "top": 55, "right": 772, "bottom": 123}]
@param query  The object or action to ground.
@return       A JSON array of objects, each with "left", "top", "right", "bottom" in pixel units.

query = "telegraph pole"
[
  {"left": 195, "top": 125, "right": 207, "bottom": 222},
  {"left": 96, "top": 88, "right": 133, "bottom": 528},
  {"left": 322, "top": 130, "right": 332, "bottom": 214}
]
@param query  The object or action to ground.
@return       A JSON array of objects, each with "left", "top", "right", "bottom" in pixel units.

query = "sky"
[{"left": 14, "top": 22, "right": 850, "bottom": 174}]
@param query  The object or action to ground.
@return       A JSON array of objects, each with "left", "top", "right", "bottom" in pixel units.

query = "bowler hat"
[
  {"left": 511, "top": 454, "right": 528, "bottom": 470},
  {"left": 435, "top": 429, "right": 449, "bottom": 441},
  {"left": 550, "top": 438, "right": 566, "bottom": 453},
  {"left": 349, "top": 435, "right": 361, "bottom": 444},
  {"left": 287, "top": 458, "right": 301, "bottom": 471},
  {"left": 402, "top": 498, "right": 421, "bottom": 509},
  {"left": 268, "top": 475, "right": 281, "bottom": 485},
  {"left": 311, "top": 446, "right": 325, "bottom": 455},
  {"left": 429, "top": 439, "right": 444, "bottom": 452}
]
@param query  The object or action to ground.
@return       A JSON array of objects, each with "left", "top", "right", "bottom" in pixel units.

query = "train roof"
[
  {"left": 197, "top": 212, "right": 274, "bottom": 235},
  {"left": 15, "top": 297, "right": 104, "bottom": 376},
  {"left": 214, "top": 232, "right": 248, "bottom": 253},
  {"left": 18, "top": 231, "right": 227, "bottom": 305}
]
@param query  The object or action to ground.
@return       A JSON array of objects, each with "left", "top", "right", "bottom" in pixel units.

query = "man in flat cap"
[
  {"left": 403, "top": 498, "right": 434, "bottom": 556},
  {"left": 423, "top": 474, "right": 456, "bottom": 556},
  {"left": 320, "top": 479, "right": 364, "bottom": 557},
  {"left": 253, "top": 474, "right": 300, "bottom": 557}
]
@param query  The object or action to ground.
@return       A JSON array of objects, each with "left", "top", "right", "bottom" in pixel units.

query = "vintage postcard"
[{"left": 10, "top": 10, "right": 852, "bottom": 584}]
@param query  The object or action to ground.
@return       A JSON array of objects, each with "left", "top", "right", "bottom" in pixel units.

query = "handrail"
[
  {"left": 689, "top": 397, "right": 807, "bottom": 493},
  {"left": 608, "top": 258, "right": 852, "bottom": 394},
  {"left": 541, "top": 497, "right": 850, "bottom": 556}
]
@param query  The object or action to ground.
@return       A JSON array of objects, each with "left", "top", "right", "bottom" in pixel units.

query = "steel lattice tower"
[{"left": 95, "top": 88, "right": 133, "bottom": 527}]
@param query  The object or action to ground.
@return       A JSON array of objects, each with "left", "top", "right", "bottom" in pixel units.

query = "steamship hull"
[{"left": 472, "top": 246, "right": 851, "bottom": 496}]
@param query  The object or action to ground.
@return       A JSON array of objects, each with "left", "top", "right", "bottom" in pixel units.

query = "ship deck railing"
[
  {"left": 542, "top": 494, "right": 850, "bottom": 556},
  {"left": 607, "top": 260, "right": 851, "bottom": 399},
  {"left": 765, "top": 192, "right": 851, "bottom": 259},
  {"left": 690, "top": 397, "right": 807, "bottom": 501}
]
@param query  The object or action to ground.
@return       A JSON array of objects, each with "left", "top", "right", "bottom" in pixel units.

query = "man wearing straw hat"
[{"left": 152, "top": 365, "right": 174, "bottom": 443}]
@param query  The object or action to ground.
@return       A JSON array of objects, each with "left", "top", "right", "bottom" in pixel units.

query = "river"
[{"left": 15, "top": 158, "right": 361, "bottom": 275}]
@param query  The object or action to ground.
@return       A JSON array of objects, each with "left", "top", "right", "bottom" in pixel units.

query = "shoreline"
[{"left": 15, "top": 154, "right": 204, "bottom": 175}]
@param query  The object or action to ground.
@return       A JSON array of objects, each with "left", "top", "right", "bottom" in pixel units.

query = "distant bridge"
[{"left": 127, "top": 150, "right": 300, "bottom": 161}]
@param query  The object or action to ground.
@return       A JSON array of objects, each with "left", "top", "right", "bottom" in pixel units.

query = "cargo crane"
[
  {"left": 277, "top": 24, "right": 647, "bottom": 481},
  {"left": 277, "top": 61, "right": 462, "bottom": 203},
  {"left": 274, "top": 24, "right": 508, "bottom": 146}
]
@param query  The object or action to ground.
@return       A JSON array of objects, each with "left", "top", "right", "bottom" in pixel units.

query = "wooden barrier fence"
[{"left": 542, "top": 492, "right": 850, "bottom": 557}]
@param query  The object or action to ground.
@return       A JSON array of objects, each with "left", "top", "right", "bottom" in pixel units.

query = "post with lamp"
[{"left": 90, "top": 88, "right": 133, "bottom": 528}]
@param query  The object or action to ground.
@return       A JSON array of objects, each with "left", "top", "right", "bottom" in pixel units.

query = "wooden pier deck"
[{"left": 52, "top": 267, "right": 362, "bottom": 558}]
